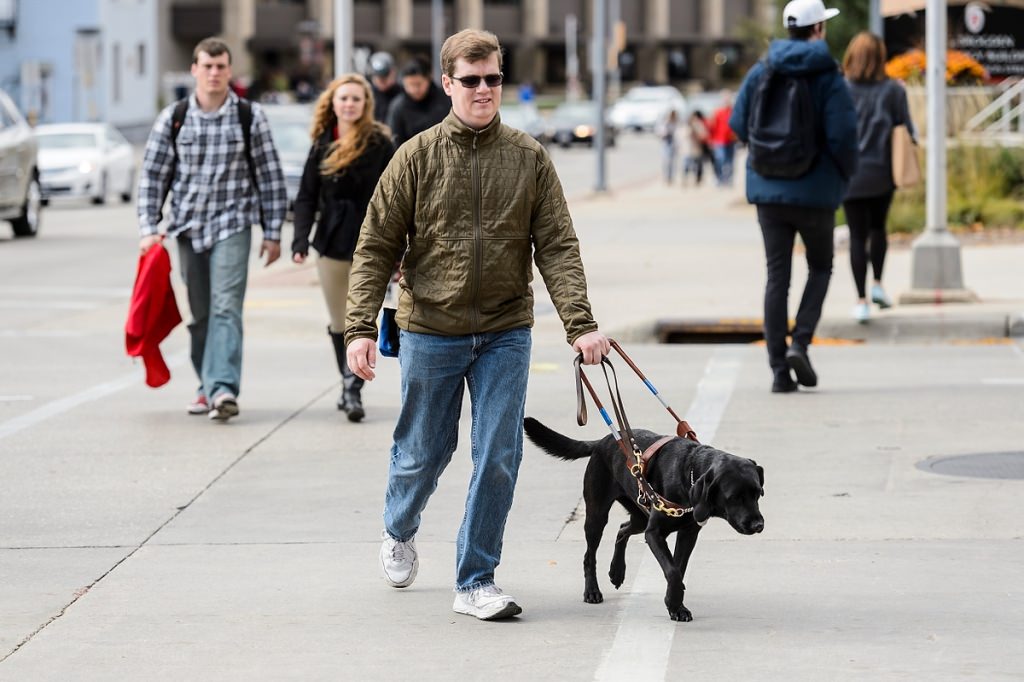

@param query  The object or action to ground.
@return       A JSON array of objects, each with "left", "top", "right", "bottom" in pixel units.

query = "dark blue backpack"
[{"left": 746, "top": 65, "right": 819, "bottom": 179}]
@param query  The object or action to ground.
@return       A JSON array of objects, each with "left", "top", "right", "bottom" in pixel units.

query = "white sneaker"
[
  {"left": 871, "top": 284, "right": 893, "bottom": 309},
  {"left": 453, "top": 584, "right": 522, "bottom": 621},
  {"left": 187, "top": 394, "right": 209, "bottom": 415},
  {"left": 379, "top": 530, "right": 418, "bottom": 588},
  {"left": 852, "top": 302, "right": 871, "bottom": 324},
  {"left": 208, "top": 393, "right": 239, "bottom": 422}
]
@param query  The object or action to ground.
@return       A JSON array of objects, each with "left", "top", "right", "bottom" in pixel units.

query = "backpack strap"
[
  {"left": 160, "top": 98, "right": 191, "bottom": 208},
  {"left": 236, "top": 98, "right": 265, "bottom": 230}
]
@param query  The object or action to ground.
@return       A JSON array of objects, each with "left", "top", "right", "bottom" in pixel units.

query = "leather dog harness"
[{"left": 574, "top": 340, "right": 700, "bottom": 518}]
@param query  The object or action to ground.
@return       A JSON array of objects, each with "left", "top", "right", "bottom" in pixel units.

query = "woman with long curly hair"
[{"left": 292, "top": 74, "right": 395, "bottom": 420}]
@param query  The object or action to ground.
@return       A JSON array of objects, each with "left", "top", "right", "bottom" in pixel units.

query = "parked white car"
[
  {"left": 34, "top": 123, "right": 135, "bottom": 205},
  {"left": 608, "top": 85, "right": 687, "bottom": 132},
  {"left": 262, "top": 104, "right": 313, "bottom": 214},
  {"left": 0, "top": 88, "right": 41, "bottom": 237}
]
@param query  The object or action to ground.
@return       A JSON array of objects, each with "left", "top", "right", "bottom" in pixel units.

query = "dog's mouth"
[{"left": 728, "top": 516, "right": 764, "bottom": 535}]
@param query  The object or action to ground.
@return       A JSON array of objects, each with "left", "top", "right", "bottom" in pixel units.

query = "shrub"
[{"left": 881, "top": 145, "right": 1023, "bottom": 234}]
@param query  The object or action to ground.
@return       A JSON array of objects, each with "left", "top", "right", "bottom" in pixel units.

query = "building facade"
[
  {"left": 161, "top": 0, "right": 775, "bottom": 95},
  {"left": 0, "top": 0, "right": 158, "bottom": 126}
]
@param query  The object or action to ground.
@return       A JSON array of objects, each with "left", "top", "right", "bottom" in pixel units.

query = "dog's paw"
[
  {"left": 608, "top": 563, "right": 626, "bottom": 589},
  {"left": 583, "top": 589, "right": 604, "bottom": 604},
  {"left": 669, "top": 606, "right": 693, "bottom": 622}
]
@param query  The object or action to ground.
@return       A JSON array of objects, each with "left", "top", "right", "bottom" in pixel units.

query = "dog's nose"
[{"left": 752, "top": 519, "right": 764, "bottom": 534}]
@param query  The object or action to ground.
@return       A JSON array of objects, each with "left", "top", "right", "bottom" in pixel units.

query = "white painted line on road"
[
  {"left": 982, "top": 378, "right": 1024, "bottom": 385},
  {"left": 0, "top": 301, "right": 99, "bottom": 310},
  {"left": 0, "top": 331, "right": 87, "bottom": 338},
  {"left": 595, "top": 346, "right": 743, "bottom": 682},
  {"left": 0, "top": 285, "right": 130, "bottom": 298},
  {"left": 0, "top": 352, "right": 187, "bottom": 442}
]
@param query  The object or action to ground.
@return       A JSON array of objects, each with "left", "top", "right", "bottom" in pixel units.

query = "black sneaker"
[
  {"left": 785, "top": 347, "right": 818, "bottom": 387},
  {"left": 772, "top": 372, "right": 798, "bottom": 393}
]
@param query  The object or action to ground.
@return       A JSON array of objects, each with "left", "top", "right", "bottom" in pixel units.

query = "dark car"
[
  {"left": 547, "top": 101, "right": 616, "bottom": 148},
  {"left": 0, "top": 89, "right": 42, "bottom": 237}
]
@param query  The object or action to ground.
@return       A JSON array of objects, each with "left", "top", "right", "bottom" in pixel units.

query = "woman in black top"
[
  {"left": 842, "top": 32, "right": 916, "bottom": 324},
  {"left": 292, "top": 74, "right": 395, "bottom": 420}
]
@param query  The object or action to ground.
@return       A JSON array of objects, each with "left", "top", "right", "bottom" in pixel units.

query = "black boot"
[{"left": 329, "top": 328, "right": 365, "bottom": 422}]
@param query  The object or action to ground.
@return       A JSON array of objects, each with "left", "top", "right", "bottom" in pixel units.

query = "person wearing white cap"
[
  {"left": 729, "top": 0, "right": 858, "bottom": 394},
  {"left": 783, "top": 0, "right": 841, "bottom": 30}
]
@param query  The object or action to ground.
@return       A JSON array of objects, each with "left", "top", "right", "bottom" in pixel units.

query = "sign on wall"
[{"left": 952, "top": 2, "right": 1024, "bottom": 78}]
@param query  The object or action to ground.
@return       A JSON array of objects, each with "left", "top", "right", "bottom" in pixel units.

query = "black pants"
[
  {"left": 757, "top": 204, "right": 834, "bottom": 374},
  {"left": 843, "top": 192, "right": 894, "bottom": 299}
]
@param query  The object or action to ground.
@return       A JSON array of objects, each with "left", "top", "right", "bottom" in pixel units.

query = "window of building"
[{"left": 138, "top": 44, "right": 145, "bottom": 76}]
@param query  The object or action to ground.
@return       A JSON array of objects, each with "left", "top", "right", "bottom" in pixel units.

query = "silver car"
[
  {"left": 0, "top": 89, "right": 42, "bottom": 237},
  {"left": 262, "top": 103, "right": 313, "bottom": 215}
]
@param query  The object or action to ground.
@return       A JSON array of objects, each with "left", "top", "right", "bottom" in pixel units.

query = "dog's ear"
[
  {"left": 690, "top": 467, "right": 718, "bottom": 526},
  {"left": 748, "top": 458, "right": 765, "bottom": 494}
]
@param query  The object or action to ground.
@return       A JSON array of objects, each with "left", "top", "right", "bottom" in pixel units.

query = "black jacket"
[
  {"left": 385, "top": 82, "right": 451, "bottom": 147},
  {"left": 844, "top": 78, "right": 915, "bottom": 200},
  {"left": 372, "top": 83, "right": 403, "bottom": 123},
  {"left": 291, "top": 129, "right": 395, "bottom": 260}
]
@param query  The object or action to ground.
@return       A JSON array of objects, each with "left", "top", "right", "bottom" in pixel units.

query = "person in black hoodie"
[
  {"left": 368, "top": 51, "right": 403, "bottom": 123},
  {"left": 291, "top": 74, "right": 395, "bottom": 420},
  {"left": 386, "top": 57, "right": 452, "bottom": 147}
]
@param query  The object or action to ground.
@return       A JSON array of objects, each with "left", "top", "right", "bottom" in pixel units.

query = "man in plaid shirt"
[{"left": 137, "top": 37, "right": 287, "bottom": 422}]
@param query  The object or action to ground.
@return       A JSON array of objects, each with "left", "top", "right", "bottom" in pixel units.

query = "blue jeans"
[
  {"left": 177, "top": 229, "right": 251, "bottom": 400},
  {"left": 712, "top": 143, "right": 735, "bottom": 185},
  {"left": 384, "top": 327, "right": 532, "bottom": 591}
]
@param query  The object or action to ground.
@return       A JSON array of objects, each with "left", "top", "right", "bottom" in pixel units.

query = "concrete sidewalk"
[
  {"left": 558, "top": 174, "right": 1024, "bottom": 349},
  {"left": 1, "top": 158, "right": 1023, "bottom": 681}
]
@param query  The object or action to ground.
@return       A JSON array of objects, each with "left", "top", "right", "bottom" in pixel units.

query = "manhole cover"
[{"left": 916, "top": 452, "right": 1024, "bottom": 480}]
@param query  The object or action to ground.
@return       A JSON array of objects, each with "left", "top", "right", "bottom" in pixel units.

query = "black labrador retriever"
[{"left": 523, "top": 417, "right": 764, "bottom": 622}]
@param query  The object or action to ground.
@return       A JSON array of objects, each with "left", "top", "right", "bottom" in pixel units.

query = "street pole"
[
  {"left": 592, "top": 0, "right": 608, "bottom": 193},
  {"left": 566, "top": 14, "right": 580, "bottom": 102},
  {"left": 334, "top": 0, "right": 353, "bottom": 77},
  {"left": 432, "top": 0, "right": 444, "bottom": 83},
  {"left": 904, "top": 0, "right": 974, "bottom": 303},
  {"left": 610, "top": 0, "right": 621, "bottom": 102},
  {"left": 870, "top": 0, "right": 883, "bottom": 37}
]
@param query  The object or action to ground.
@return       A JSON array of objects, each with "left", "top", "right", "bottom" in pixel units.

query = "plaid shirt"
[{"left": 137, "top": 92, "right": 287, "bottom": 252}]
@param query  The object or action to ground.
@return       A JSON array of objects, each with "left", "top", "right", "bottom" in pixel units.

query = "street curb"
[{"left": 608, "top": 313, "right": 1021, "bottom": 345}]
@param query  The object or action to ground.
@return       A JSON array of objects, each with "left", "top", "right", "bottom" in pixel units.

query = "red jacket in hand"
[{"left": 125, "top": 242, "right": 182, "bottom": 387}]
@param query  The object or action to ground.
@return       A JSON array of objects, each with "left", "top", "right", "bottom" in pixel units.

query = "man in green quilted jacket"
[{"left": 345, "top": 28, "right": 609, "bottom": 621}]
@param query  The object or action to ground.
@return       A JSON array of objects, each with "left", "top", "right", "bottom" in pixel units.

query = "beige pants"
[{"left": 316, "top": 256, "right": 352, "bottom": 334}]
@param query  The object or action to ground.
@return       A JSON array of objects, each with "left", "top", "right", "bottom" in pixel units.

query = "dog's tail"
[{"left": 523, "top": 417, "right": 597, "bottom": 461}]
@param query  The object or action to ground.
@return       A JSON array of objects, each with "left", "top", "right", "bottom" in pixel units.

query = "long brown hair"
[
  {"left": 843, "top": 32, "right": 888, "bottom": 83},
  {"left": 310, "top": 74, "right": 389, "bottom": 175}
]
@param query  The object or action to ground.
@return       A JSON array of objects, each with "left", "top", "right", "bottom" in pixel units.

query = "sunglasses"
[{"left": 449, "top": 73, "right": 504, "bottom": 89}]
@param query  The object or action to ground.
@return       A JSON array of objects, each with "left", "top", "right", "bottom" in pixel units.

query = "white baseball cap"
[{"left": 782, "top": 0, "right": 840, "bottom": 28}]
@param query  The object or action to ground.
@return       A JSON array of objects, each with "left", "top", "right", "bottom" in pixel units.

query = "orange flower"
[{"left": 885, "top": 49, "right": 988, "bottom": 84}]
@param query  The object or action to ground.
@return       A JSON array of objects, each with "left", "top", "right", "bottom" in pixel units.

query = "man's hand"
[
  {"left": 347, "top": 337, "right": 377, "bottom": 381},
  {"left": 139, "top": 235, "right": 162, "bottom": 254},
  {"left": 261, "top": 240, "right": 281, "bottom": 266},
  {"left": 292, "top": 252, "right": 307, "bottom": 265},
  {"left": 572, "top": 330, "right": 611, "bottom": 365}
]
